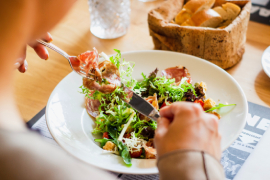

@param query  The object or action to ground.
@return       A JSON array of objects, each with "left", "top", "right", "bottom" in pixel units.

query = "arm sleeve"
[{"left": 157, "top": 150, "right": 225, "bottom": 180}]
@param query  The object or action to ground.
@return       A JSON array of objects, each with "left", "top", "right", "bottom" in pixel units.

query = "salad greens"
[
  {"left": 79, "top": 49, "right": 235, "bottom": 166},
  {"left": 205, "top": 103, "right": 236, "bottom": 112}
]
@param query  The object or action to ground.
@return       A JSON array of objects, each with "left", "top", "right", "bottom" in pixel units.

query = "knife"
[{"left": 121, "top": 85, "right": 160, "bottom": 121}]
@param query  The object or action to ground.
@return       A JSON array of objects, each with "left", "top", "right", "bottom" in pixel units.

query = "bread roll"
[
  {"left": 181, "top": 9, "right": 223, "bottom": 28},
  {"left": 213, "top": 2, "right": 241, "bottom": 26},
  {"left": 175, "top": 0, "right": 215, "bottom": 25},
  {"left": 214, "top": 0, "right": 250, "bottom": 7}
]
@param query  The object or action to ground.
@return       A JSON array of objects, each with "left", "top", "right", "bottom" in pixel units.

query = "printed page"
[
  {"left": 252, "top": 0, "right": 269, "bottom": 6},
  {"left": 251, "top": 0, "right": 270, "bottom": 25},
  {"left": 120, "top": 174, "right": 159, "bottom": 180},
  {"left": 222, "top": 102, "right": 270, "bottom": 180},
  {"left": 31, "top": 114, "right": 59, "bottom": 146}
]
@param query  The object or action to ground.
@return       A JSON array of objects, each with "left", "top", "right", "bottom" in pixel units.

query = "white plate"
[
  {"left": 46, "top": 50, "right": 248, "bottom": 174},
  {"left": 262, "top": 46, "right": 270, "bottom": 78}
]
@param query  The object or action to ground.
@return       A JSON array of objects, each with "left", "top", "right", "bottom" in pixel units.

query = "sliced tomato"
[
  {"left": 123, "top": 133, "right": 131, "bottom": 139},
  {"left": 194, "top": 99, "right": 204, "bottom": 109},
  {"left": 160, "top": 102, "right": 167, "bottom": 109},
  {"left": 130, "top": 148, "right": 143, "bottom": 158},
  {"left": 103, "top": 132, "right": 109, "bottom": 139},
  {"left": 187, "top": 77, "right": 192, "bottom": 84}
]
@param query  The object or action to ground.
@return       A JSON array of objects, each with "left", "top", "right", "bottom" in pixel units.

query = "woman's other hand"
[
  {"left": 155, "top": 102, "right": 221, "bottom": 160},
  {"left": 14, "top": 32, "right": 52, "bottom": 73}
]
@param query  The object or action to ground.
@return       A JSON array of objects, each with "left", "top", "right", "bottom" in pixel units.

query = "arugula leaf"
[
  {"left": 119, "top": 141, "right": 132, "bottom": 166},
  {"left": 108, "top": 125, "right": 118, "bottom": 139},
  {"left": 107, "top": 126, "right": 132, "bottom": 166},
  {"left": 205, "top": 103, "right": 236, "bottom": 112},
  {"left": 94, "top": 138, "right": 111, "bottom": 147}
]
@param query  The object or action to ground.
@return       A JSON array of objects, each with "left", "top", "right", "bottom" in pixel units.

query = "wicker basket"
[{"left": 148, "top": 0, "right": 251, "bottom": 69}]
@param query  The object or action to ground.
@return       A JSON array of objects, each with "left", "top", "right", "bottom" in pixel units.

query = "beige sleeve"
[
  {"left": 157, "top": 150, "right": 225, "bottom": 180},
  {"left": 0, "top": 130, "right": 114, "bottom": 180}
]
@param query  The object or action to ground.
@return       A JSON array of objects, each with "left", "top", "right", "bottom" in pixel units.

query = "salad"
[{"left": 79, "top": 49, "right": 235, "bottom": 166}]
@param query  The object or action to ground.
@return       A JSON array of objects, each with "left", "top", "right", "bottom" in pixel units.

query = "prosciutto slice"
[
  {"left": 85, "top": 92, "right": 101, "bottom": 117},
  {"left": 79, "top": 48, "right": 121, "bottom": 94},
  {"left": 161, "top": 65, "right": 191, "bottom": 83},
  {"left": 143, "top": 139, "right": 156, "bottom": 159},
  {"left": 83, "top": 60, "right": 121, "bottom": 94},
  {"left": 77, "top": 48, "right": 102, "bottom": 82}
]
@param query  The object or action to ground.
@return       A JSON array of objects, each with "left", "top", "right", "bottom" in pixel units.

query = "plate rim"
[
  {"left": 45, "top": 50, "right": 248, "bottom": 174},
  {"left": 262, "top": 46, "right": 270, "bottom": 78}
]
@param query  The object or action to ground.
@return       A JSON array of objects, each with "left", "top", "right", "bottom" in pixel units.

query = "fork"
[{"left": 37, "top": 39, "right": 95, "bottom": 80}]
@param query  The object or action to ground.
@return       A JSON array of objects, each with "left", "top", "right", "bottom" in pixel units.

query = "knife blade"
[{"left": 121, "top": 85, "right": 160, "bottom": 121}]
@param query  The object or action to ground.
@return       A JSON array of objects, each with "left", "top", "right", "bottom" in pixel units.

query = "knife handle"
[{"left": 149, "top": 110, "right": 160, "bottom": 121}]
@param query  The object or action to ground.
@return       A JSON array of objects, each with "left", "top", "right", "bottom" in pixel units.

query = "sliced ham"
[
  {"left": 143, "top": 139, "right": 156, "bottom": 159},
  {"left": 161, "top": 65, "right": 191, "bottom": 83},
  {"left": 83, "top": 60, "right": 121, "bottom": 94},
  {"left": 77, "top": 48, "right": 102, "bottom": 82},
  {"left": 85, "top": 92, "right": 101, "bottom": 118},
  {"left": 122, "top": 86, "right": 133, "bottom": 103}
]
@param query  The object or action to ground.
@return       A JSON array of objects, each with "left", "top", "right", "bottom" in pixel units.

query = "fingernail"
[
  {"left": 14, "top": 62, "right": 20, "bottom": 69},
  {"left": 24, "top": 60, "right": 28, "bottom": 71},
  {"left": 47, "top": 32, "right": 53, "bottom": 42},
  {"left": 44, "top": 48, "right": 49, "bottom": 60}
]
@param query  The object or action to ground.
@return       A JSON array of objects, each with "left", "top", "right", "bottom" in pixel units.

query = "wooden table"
[{"left": 14, "top": 0, "right": 270, "bottom": 122}]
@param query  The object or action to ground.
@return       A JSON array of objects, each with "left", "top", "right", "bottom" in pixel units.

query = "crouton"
[
  {"left": 199, "top": 81, "right": 207, "bottom": 93},
  {"left": 203, "top": 98, "right": 216, "bottom": 110},
  {"left": 103, "top": 141, "right": 115, "bottom": 151}
]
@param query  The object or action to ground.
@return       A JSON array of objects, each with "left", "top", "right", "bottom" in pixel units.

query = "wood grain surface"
[{"left": 13, "top": 0, "right": 270, "bottom": 122}]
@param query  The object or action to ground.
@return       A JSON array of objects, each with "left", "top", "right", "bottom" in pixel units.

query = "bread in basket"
[{"left": 148, "top": 0, "right": 251, "bottom": 69}]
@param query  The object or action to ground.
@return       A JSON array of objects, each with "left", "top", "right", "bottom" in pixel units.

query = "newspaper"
[
  {"left": 251, "top": 0, "right": 270, "bottom": 25},
  {"left": 28, "top": 102, "right": 270, "bottom": 180},
  {"left": 221, "top": 102, "right": 270, "bottom": 180}
]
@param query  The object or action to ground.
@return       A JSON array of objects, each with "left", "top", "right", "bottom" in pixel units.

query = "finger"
[
  {"left": 159, "top": 102, "right": 185, "bottom": 120},
  {"left": 18, "top": 60, "right": 28, "bottom": 73},
  {"left": 155, "top": 117, "right": 170, "bottom": 140},
  {"left": 14, "top": 62, "right": 21, "bottom": 69},
  {"left": 29, "top": 32, "right": 52, "bottom": 60},
  {"left": 159, "top": 104, "right": 175, "bottom": 120},
  {"left": 41, "top": 32, "right": 53, "bottom": 42},
  {"left": 204, "top": 113, "right": 219, "bottom": 133},
  {"left": 14, "top": 46, "right": 27, "bottom": 67},
  {"left": 32, "top": 44, "right": 49, "bottom": 60}
]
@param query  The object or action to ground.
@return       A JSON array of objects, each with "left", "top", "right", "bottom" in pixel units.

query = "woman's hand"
[
  {"left": 14, "top": 32, "right": 53, "bottom": 73},
  {"left": 155, "top": 102, "right": 221, "bottom": 160}
]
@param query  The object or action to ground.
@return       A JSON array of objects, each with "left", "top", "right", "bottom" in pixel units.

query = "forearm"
[{"left": 158, "top": 150, "right": 224, "bottom": 180}]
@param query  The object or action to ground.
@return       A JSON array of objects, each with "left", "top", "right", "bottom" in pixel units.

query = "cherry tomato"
[
  {"left": 130, "top": 148, "right": 143, "bottom": 158},
  {"left": 187, "top": 78, "right": 192, "bottom": 84},
  {"left": 103, "top": 132, "right": 109, "bottom": 139},
  {"left": 160, "top": 101, "right": 172, "bottom": 109},
  {"left": 160, "top": 102, "right": 167, "bottom": 109},
  {"left": 194, "top": 99, "right": 204, "bottom": 109},
  {"left": 123, "top": 133, "right": 131, "bottom": 139}
]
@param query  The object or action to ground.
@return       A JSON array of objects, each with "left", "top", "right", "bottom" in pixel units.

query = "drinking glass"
[{"left": 88, "top": 0, "right": 130, "bottom": 39}]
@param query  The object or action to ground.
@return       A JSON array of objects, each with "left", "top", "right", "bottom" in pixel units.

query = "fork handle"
[{"left": 36, "top": 39, "right": 70, "bottom": 59}]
